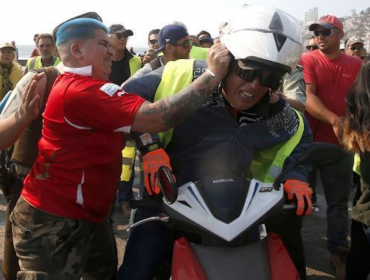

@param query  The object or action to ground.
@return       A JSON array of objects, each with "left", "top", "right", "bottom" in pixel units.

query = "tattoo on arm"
[{"left": 141, "top": 73, "right": 216, "bottom": 129}]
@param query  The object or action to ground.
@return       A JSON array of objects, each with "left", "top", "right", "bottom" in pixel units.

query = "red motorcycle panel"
[
  {"left": 267, "top": 232, "right": 300, "bottom": 280},
  {"left": 172, "top": 237, "right": 208, "bottom": 280}
]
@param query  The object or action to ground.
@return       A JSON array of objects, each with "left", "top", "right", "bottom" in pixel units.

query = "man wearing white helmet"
[{"left": 119, "top": 5, "right": 312, "bottom": 280}]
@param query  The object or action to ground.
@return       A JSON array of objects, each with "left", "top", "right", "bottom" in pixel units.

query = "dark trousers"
[
  {"left": 2, "top": 174, "right": 23, "bottom": 280},
  {"left": 310, "top": 154, "right": 353, "bottom": 254},
  {"left": 346, "top": 219, "right": 370, "bottom": 280},
  {"left": 346, "top": 185, "right": 370, "bottom": 280},
  {"left": 118, "top": 208, "right": 306, "bottom": 280}
]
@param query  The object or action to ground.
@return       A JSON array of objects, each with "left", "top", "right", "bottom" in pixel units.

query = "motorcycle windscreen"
[
  {"left": 196, "top": 175, "right": 250, "bottom": 224},
  {"left": 191, "top": 238, "right": 271, "bottom": 280}
]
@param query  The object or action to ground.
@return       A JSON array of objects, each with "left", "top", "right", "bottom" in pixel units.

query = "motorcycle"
[{"left": 128, "top": 143, "right": 348, "bottom": 280}]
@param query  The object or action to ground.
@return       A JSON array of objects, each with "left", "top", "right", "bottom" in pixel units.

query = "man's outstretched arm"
[{"left": 131, "top": 39, "right": 231, "bottom": 133}]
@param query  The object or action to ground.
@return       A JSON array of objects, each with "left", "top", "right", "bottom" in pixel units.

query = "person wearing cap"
[
  {"left": 24, "top": 34, "right": 60, "bottom": 75},
  {"left": 108, "top": 24, "right": 142, "bottom": 86},
  {"left": 119, "top": 5, "right": 313, "bottom": 280},
  {"left": 346, "top": 37, "right": 366, "bottom": 60},
  {"left": 9, "top": 16, "right": 230, "bottom": 279},
  {"left": 129, "top": 24, "right": 192, "bottom": 80},
  {"left": 300, "top": 15, "right": 362, "bottom": 280},
  {"left": 0, "top": 42, "right": 23, "bottom": 101},
  {"left": 197, "top": 30, "right": 214, "bottom": 48}
]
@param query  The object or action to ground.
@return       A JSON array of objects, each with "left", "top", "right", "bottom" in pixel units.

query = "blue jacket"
[{"left": 124, "top": 60, "right": 313, "bottom": 185}]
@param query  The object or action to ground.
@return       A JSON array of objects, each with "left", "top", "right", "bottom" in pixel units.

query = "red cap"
[{"left": 309, "top": 15, "right": 343, "bottom": 32}]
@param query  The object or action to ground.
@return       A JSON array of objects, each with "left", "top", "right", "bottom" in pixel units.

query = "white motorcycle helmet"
[{"left": 220, "top": 5, "right": 303, "bottom": 74}]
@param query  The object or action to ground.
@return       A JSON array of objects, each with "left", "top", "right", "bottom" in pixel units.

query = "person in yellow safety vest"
[
  {"left": 108, "top": 24, "right": 142, "bottom": 86},
  {"left": 119, "top": 5, "right": 313, "bottom": 280},
  {"left": 24, "top": 33, "right": 60, "bottom": 74}
]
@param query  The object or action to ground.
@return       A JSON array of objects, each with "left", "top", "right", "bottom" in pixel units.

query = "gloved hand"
[
  {"left": 142, "top": 143, "right": 174, "bottom": 196},
  {"left": 283, "top": 179, "right": 313, "bottom": 216}
]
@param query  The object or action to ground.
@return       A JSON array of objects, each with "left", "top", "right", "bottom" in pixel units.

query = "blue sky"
[{"left": 2, "top": 0, "right": 369, "bottom": 47}]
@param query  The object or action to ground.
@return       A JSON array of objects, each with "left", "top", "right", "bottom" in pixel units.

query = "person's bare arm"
[
  {"left": 305, "top": 83, "right": 341, "bottom": 136},
  {"left": 131, "top": 39, "right": 231, "bottom": 133},
  {"left": 0, "top": 73, "right": 45, "bottom": 149}
]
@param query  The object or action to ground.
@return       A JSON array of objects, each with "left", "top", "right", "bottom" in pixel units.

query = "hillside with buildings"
[{"left": 301, "top": 7, "right": 370, "bottom": 51}]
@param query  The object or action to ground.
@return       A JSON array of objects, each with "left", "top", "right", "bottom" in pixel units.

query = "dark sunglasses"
[
  {"left": 313, "top": 29, "right": 338, "bottom": 37},
  {"left": 235, "top": 63, "right": 283, "bottom": 90},
  {"left": 172, "top": 39, "right": 193, "bottom": 49},
  {"left": 306, "top": 45, "right": 318, "bottom": 51},
  {"left": 350, "top": 46, "right": 363, "bottom": 51},
  {"left": 149, "top": 39, "right": 158, "bottom": 45},
  {"left": 115, "top": 33, "right": 129, "bottom": 40}
]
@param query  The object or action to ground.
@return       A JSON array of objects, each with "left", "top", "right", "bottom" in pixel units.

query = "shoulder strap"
[
  {"left": 43, "top": 66, "right": 59, "bottom": 94},
  {"left": 29, "top": 57, "right": 37, "bottom": 70}
]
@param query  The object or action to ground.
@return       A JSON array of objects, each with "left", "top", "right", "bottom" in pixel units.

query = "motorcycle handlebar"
[
  {"left": 282, "top": 204, "right": 296, "bottom": 210},
  {"left": 129, "top": 199, "right": 161, "bottom": 210}
]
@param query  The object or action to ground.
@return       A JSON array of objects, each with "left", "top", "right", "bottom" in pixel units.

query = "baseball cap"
[
  {"left": 0, "top": 42, "right": 16, "bottom": 51},
  {"left": 109, "top": 24, "right": 134, "bottom": 36},
  {"left": 347, "top": 36, "right": 364, "bottom": 46},
  {"left": 199, "top": 36, "right": 213, "bottom": 45},
  {"left": 309, "top": 15, "right": 343, "bottom": 32},
  {"left": 154, "top": 25, "right": 189, "bottom": 53}
]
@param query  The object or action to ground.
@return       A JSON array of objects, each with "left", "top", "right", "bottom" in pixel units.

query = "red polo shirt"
[
  {"left": 22, "top": 72, "right": 145, "bottom": 222},
  {"left": 300, "top": 51, "right": 361, "bottom": 145}
]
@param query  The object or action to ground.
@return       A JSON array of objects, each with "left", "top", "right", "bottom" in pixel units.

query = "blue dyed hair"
[{"left": 56, "top": 18, "right": 108, "bottom": 46}]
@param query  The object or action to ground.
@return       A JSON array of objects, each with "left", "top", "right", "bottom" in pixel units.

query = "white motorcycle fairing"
[{"left": 163, "top": 178, "right": 284, "bottom": 242}]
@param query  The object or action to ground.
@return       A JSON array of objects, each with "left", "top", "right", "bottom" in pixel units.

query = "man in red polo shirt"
[
  {"left": 10, "top": 17, "right": 231, "bottom": 279},
  {"left": 300, "top": 15, "right": 361, "bottom": 280}
]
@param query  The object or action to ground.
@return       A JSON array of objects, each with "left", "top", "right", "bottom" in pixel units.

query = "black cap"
[{"left": 108, "top": 24, "right": 134, "bottom": 36}]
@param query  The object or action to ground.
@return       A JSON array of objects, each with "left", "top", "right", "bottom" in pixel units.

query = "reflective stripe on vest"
[
  {"left": 353, "top": 153, "right": 361, "bottom": 176},
  {"left": 249, "top": 110, "right": 305, "bottom": 183},
  {"left": 121, "top": 140, "right": 136, "bottom": 182},
  {"left": 154, "top": 59, "right": 195, "bottom": 147},
  {"left": 129, "top": 56, "right": 142, "bottom": 76}
]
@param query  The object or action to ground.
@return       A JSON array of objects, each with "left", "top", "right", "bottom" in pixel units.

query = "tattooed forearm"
[{"left": 141, "top": 72, "right": 219, "bottom": 130}]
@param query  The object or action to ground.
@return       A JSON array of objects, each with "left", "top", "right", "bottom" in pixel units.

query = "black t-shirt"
[{"left": 109, "top": 48, "right": 133, "bottom": 86}]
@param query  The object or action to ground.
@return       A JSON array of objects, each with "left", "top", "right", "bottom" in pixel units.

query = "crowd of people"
[{"left": 0, "top": 4, "right": 369, "bottom": 280}]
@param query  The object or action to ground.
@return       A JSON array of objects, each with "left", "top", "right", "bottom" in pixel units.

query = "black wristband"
[{"left": 141, "top": 141, "right": 163, "bottom": 155}]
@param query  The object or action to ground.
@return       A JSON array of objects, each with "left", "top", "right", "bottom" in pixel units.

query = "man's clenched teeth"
[{"left": 240, "top": 91, "right": 253, "bottom": 98}]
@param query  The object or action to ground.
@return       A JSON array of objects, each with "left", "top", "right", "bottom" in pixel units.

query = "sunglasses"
[
  {"left": 313, "top": 29, "right": 339, "bottom": 37},
  {"left": 149, "top": 39, "right": 158, "bottom": 45},
  {"left": 115, "top": 33, "right": 129, "bottom": 40},
  {"left": 235, "top": 63, "right": 283, "bottom": 90},
  {"left": 306, "top": 45, "right": 318, "bottom": 51},
  {"left": 350, "top": 46, "right": 363, "bottom": 51},
  {"left": 172, "top": 39, "right": 193, "bottom": 49}
]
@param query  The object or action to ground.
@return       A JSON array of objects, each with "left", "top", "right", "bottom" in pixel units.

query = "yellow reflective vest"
[
  {"left": 129, "top": 56, "right": 142, "bottom": 76},
  {"left": 189, "top": 46, "right": 208, "bottom": 60},
  {"left": 25, "top": 56, "right": 60, "bottom": 72}
]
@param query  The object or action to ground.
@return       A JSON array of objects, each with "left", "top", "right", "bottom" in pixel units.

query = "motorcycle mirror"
[{"left": 158, "top": 166, "right": 178, "bottom": 204}]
